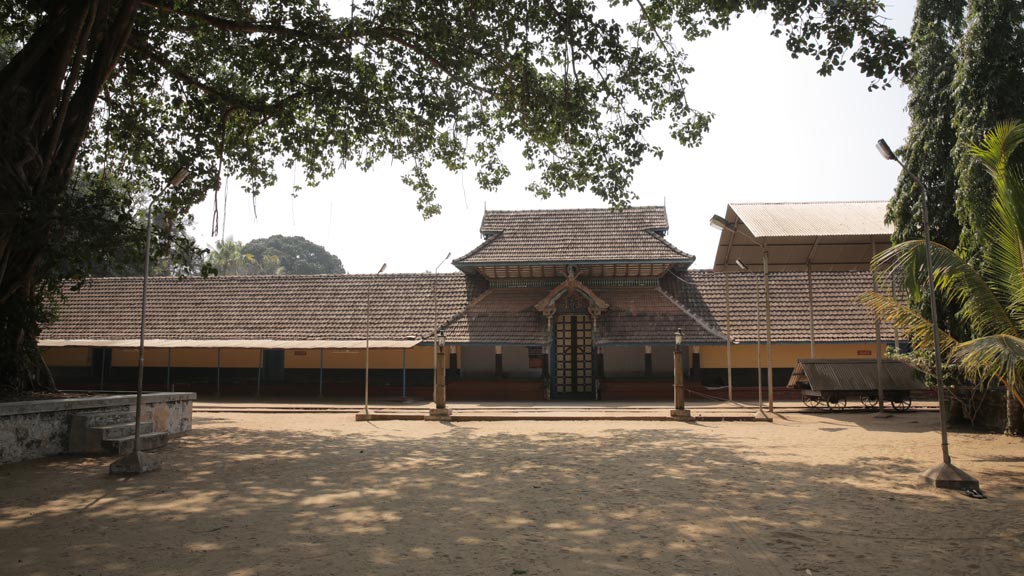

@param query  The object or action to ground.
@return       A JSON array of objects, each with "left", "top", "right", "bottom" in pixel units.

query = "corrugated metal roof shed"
[
  {"left": 731, "top": 202, "right": 892, "bottom": 238},
  {"left": 792, "top": 358, "right": 923, "bottom": 392},
  {"left": 712, "top": 201, "right": 893, "bottom": 272}
]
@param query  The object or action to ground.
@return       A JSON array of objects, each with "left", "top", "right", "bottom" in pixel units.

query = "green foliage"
[
  {"left": 866, "top": 121, "right": 1024, "bottom": 433},
  {"left": 207, "top": 235, "right": 343, "bottom": 275},
  {"left": 952, "top": 0, "right": 1024, "bottom": 266},
  {"left": 206, "top": 238, "right": 249, "bottom": 276},
  {"left": 64, "top": 0, "right": 906, "bottom": 217},
  {"left": 240, "top": 235, "right": 344, "bottom": 275},
  {"left": 886, "top": 0, "right": 964, "bottom": 251},
  {"left": 0, "top": 170, "right": 141, "bottom": 395}
]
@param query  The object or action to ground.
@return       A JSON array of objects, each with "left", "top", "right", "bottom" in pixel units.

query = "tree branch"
[
  {"left": 128, "top": 36, "right": 299, "bottom": 115},
  {"left": 138, "top": 1, "right": 496, "bottom": 97}
]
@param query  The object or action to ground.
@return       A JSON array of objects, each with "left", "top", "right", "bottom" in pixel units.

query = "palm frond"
[
  {"left": 969, "top": 121, "right": 1024, "bottom": 182},
  {"left": 858, "top": 291, "right": 960, "bottom": 358},
  {"left": 871, "top": 240, "right": 1016, "bottom": 337},
  {"left": 974, "top": 121, "right": 1024, "bottom": 328},
  {"left": 952, "top": 334, "right": 1024, "bottom": 396}
]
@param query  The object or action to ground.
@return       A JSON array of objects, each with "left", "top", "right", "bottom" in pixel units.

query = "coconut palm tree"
[
  {"left": 863, "top": 121, "right": 1024, "bottom": 435},
  {"left": 208, "top": 237, "right": 247, "bottom": 276}
]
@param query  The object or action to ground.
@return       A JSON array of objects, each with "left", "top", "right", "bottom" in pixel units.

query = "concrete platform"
[
  {"left": 192, "top": 399, "right": 938, "bottom": 425},
  {"left": 357, "top": 412, "right": 771, "bottom": 422}
]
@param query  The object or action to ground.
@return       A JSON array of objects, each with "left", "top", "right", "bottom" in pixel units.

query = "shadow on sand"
[{"left": 1, "top": 413, "right": 1022, "bottom": 576}]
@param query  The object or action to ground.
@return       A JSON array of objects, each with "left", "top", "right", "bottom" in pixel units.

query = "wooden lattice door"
[{"left": 554, "top": 313, "right": 594, "bottom": 397}]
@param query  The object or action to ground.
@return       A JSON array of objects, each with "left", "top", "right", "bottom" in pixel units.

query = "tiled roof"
[
  {"left": 40, "top": 274, "right": 485, "bottom": 344},
  {"left": 660, "top": 270, "right": 894, "bottom": 343},
  {"left": 40, "top": 270, "right": 891, "bottom": 347},
  {"left": 442, "top": 288, "right": 550, "bottom": 345},
  {"left": 592, "top": 287, "right": 723, "bottom": 345},
  {"left": 730, "top": 201, "right": 892, "bottom": 238},
  {"left": 455, "top": 207, "right": 693, "bottom": 266},
  {"left": 442, "top": 286, "right": 725, "bottom": 346}
]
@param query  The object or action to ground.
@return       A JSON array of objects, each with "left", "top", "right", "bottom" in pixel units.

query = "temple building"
[{"left": 39, "top": 203, "right": 896, "bottom": 402}]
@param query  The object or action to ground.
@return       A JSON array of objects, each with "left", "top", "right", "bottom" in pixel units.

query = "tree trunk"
[
  {"left": 0, "top": 1, "right": 138, "bottom": 396},
  {"left": 1007, "top": 387, "right": 1024, "bottom": 436}
]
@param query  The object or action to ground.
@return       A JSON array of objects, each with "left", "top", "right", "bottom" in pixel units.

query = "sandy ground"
[{"left": 1, "top": 411, "right": 1023, "bottom": 576}]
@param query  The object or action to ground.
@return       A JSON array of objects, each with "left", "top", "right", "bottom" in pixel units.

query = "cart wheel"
[
  {"left": 802, "top": 395, "right": 821, "bottom": 409},
  {"left": 826, "top": 396, "right": 847, "bottom": 411},
  {"left": 891, "top": 397, "right": 912, "bottom": 412},
  {"left": 860, "top": 395, "right": 879, "bottom": 409}
]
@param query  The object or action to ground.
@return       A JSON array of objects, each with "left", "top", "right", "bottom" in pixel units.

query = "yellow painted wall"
[
  {"left": 217, "top": 349, "right": 261, "bottom": 368},
  {"left": 111, "top": 347, "right": 171, "bottom": 367},
  {"left": 101, "top": 345, "right": 450, "bottom": 370},
  {"left": 111, "top": 347, "right": 261, "bottom": 368},
  {"left": 312, "top": 345, "right": 450, "bottom": 369},
  {"left": 699, "top": 342, "right": 881, "bottom": 369},
  {"left": 285, "top": 349, "right": 325, "bottom": 369},
  {"left": 42, "top": 347, "right": 91, "bottom": 367},
  {"left": 169, "top": 348, "right": 219, "bottom": 368}
]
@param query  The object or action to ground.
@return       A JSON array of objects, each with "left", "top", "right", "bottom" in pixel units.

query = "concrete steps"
[
  {"left": 103, "top": 431, "right": 168, "bottom": 455},
  {"left": 69, "top": 410, "right": 166, "bottom": 454}
]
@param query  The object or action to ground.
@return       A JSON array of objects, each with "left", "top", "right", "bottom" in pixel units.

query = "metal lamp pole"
[
  {"left": 876, "top": 138, "right": 979, "bottom": 491},
  {"left": 426, "top": 252, "right": 452, "bottom": 421},
  {"left": 736, "top": 259, "right": 770, "bottom": 421},
  {"left": 711, "top": 216, "right": 774, "bottom": 413},
  {"left": 362, "top": 263, "right": 387, "bottom": 420},
  {"left": 110, "top": 167, "right": 189, "bottom": 476}
]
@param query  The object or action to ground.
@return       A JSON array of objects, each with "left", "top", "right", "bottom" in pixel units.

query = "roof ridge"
[
  {"left": 482, "top": 205, "right": 665, "bottom": 214},
  {"left": 77, "top": 272, "right": 468, "bottom": 281},
  {"left": 643, "top": 230, "right": 695, "bottom": 261},
  {"left": 453, "top": 230, "right": 503, "bottom": 265},
  {"left": 730, "top": 200, "right": 888, "bottom": 207},
  {"left": 655, "top": 285, "right": 728, "bottom": 342}
]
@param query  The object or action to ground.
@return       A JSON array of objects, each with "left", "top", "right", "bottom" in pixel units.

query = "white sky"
[{"left": 189, "top": 4, "right": 914, "bottom": 274}]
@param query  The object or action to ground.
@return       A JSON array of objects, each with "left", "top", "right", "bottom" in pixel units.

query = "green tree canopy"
[
  {"left": 240, "top": 235, "right": 344, "bottom": 275},
  {"left": 0, "top": 0, "right": 908, "bottom": 395},
  {"left": 952, "top": 0, "right": 1024, "bottom": 265},
  {"left": 886, "top": 0, "right": 964, "bottom": 251},
  {"left": 207, "top": 235, "right": 344, "bottom": 275}
]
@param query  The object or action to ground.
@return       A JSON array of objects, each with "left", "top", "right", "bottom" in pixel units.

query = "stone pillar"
[
  {"left": 671, "top": 342, "right": 693, "bottom": 421},
  {"left": 427, "top": 343, "right": 451, "bottom": 421}
]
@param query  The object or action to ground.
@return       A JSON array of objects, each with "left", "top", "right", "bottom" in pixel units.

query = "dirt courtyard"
[{"left": 2, "top": 410, "right": 1023, "bottom": 576}]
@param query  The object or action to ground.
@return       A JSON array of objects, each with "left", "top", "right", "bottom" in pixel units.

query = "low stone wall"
[{"left": 0, "top": 392, "right": 194, "bottom": 465}]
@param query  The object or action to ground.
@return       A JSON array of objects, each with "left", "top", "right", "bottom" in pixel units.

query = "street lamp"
[
  {"left": 736, "top": 259, "right": 770, "bottom": 421},
  {"left": 110, "top": 167, "right": 189, "bottom": 476},
  {"left": 709, "top": 218, "right": 736, "bottom": 401},
  {"left": 671, "top": 329, "right": 692, "bottom": 420},
  {"left": 428, "top": 330, "right": 451, "bottom": 421},
  {"left": 712, "top": 214, "right": 775, "bottom": 413},
  {"left": 361, "top": 263, "right": 387, "bottom": 420},
  {"left": 876, "top": 138, "right": 980, "bottom": 491}
]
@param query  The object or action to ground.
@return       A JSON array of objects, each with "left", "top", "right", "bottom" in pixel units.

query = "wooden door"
[{"left": 554, "top": 314, "right": 594, "bottom": 398}]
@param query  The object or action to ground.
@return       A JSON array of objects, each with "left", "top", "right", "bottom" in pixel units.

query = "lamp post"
[
  {"left": 711, "top": 215, "right": 775, "bottom": 413},
  {"left": 670, "top": 329, "right": 693, "bottom": 420},
  {"left": 428, "top": 331, "right": 451, "bottom": 421},
  {"left": 736, "top": 259, "right": 770, "bottom": 421},
  {"left": 359, "top": 263, "right": 387, "bottom": 422},
  {"left": 876, "top": 138, "right": 979, "bottom": 491},
  {"left": 110, "top": 167, "right": 189, "bottom": 476}
]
